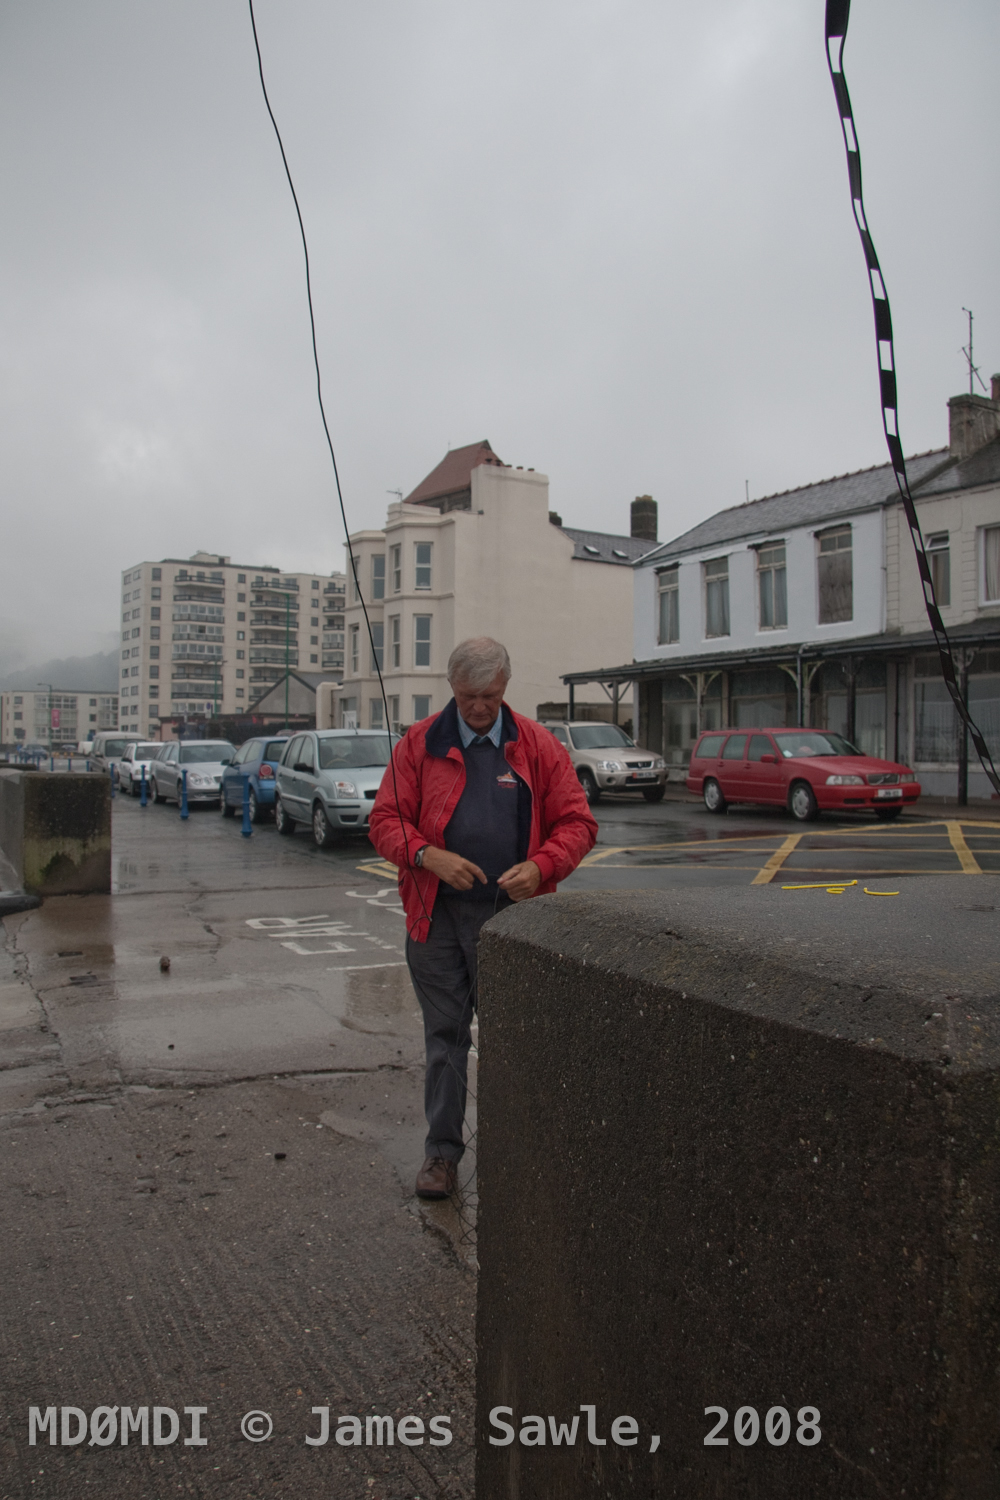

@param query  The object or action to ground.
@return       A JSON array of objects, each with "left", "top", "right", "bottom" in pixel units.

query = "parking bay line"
[
  {"left": 947, "top": 820, "right": 983, "bottom": 875},
  {"left": 751, "top": 833, "right": 803, "bottom": 885},
  {"left": 326, "top": 962, "right": 408, "bottom": 972}
]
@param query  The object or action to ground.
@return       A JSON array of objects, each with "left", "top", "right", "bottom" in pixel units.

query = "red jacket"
[{"left": 368, "top": 700, "right": 598, "bottom": 942}]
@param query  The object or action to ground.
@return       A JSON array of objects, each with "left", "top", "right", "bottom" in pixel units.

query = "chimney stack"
[
  {"left": 630, "top": 495, "right": 658, "bottom": 543},
  {"left": 949, "top": 386, "right": 1000, "bottom": 463}
]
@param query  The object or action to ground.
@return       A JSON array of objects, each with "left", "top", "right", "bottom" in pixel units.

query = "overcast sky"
[{"left": 1, "top": 0, "right": 997, "bottom": 669}]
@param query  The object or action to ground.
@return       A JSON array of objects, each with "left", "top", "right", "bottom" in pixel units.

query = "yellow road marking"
[
  {"left": 749, "top": 840, "right": 803, "bottom": 882},
  {"left": 751, "top": 833, "right": 803, "bottom": 885},
  {"left": 356, "top": 857, "right": 399, "bottom": 880},
  {"left": 947, "top": 821, "right": 982, "bottom": 874},
  {"left": 782, "top": 879, "right": 858, "bottom": 890}
]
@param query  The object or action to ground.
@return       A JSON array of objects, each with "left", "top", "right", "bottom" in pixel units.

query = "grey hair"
[{"left": 447, "top": 637, "right": 512, "bottom": 691}]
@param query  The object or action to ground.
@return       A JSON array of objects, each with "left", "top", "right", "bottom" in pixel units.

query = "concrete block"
[
  {"left": 476, "top": 884, "right": 1000, "bottom": 1498},
  {"left": 0, "top": 770, "right": 110, "bottom": 895}
]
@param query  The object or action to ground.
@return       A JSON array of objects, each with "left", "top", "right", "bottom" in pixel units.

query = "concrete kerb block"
[
  {"left": 475, "top": 884, "right": 1000, "bottom": 1499},
  {"left": 0, "top": 770, "right": 111, "bottom": 896}
]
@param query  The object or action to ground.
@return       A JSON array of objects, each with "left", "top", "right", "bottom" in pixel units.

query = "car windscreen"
[
  {"left": 773, "top": 731, "right": 861, "bottom": 758},
  {"left": 135, "top": 744, "right": 160, "bottom": 759},
  {"left": 263, "top": 741, "right": 288, "bottom": 762},
  {"left": 568, "top": 725, "right": 635, "bottom": 750},
  {"left": 318, "top": 735, "right": 393, "bottom": 770},
  {"left": 179, "top": 743, "right": 235, "bottom": 764},
  {"left": 101, "top": 739, "right": 133, "bottom": 757}
]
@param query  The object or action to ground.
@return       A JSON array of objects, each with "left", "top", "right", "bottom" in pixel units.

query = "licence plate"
[
  {"left": 630, "top": 771, "right": 656, "bottom": 780},
  {"left": 874, "top": 787, "right": 902, "bottom": 799}
]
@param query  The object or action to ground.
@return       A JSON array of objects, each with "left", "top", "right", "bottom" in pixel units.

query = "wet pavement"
[
  {"left": 0, "top": 796, "right": 476, "bottom": 1500},
  {"left": 1, "top": 782, "right": 995, "bottom": 1498}
]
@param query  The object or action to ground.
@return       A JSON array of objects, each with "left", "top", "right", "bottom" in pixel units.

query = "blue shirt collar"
[{"left": 457, "top": 706, "right": 503, "bottom": 748}]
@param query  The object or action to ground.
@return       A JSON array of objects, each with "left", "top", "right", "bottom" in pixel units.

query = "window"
[
  {"left": 131, "top": 627, "right": 140, "bottom": 639},
  {"left": 236, "top": 668, "right": 244, "bottom": 679},
  {"left": 757, "top": 543, "right": 787, "bottom": 628},
  {"left": 150, "top": 627, "right": 160, "bottom": 640},
  {"left": 817, "top": 526, "right": 853, "bottom": 623},
  {"left": 721, "top": 734, "right": 747, "bottom": 759},
  {"left": 351, "top": 557, "right": 361, "bottom": 601},
  {"left": 310, "top": 654, "right": 318, "bottom": 664},
  {"left": 149, "top": 646, "right": 159, "bottom": 659},
  {"left": 149, "top": 666, "right": 159, "bottom": 679},
  {"left": 150, "top": 607, "right": 160, "bottom": 620},
  {"left": 415, "top": 542, "right": 432, "bottom": 590},
  {"left": 152, "top": 568, "right": 161, "bottom": 581},
  {"left": 389, "top": 615, "right": 400, "bottom": 668},
  {"left": 983, "top": 526, "right": 1000, "bottom": 603},
  {"left": 123, "top": 591, "right": 131, "bottom": 603},
  {"left": 704, "top": 558, "right": 730, "bottom": 638},
  {"left": 747, "top": 734, "right": 775, "bottom": 761},
  {"left": 370, "top": 698, "right": 384, "bottom": 729},
  {"left": 236, "top": 631, "right": 245, "bottom": 641},
  {"left": 657, "top": 565, "right": 679, "bottom": 644},
  {"left": 131, "top": 646, "right": 140, "bottom": 657},
  {"left": 372, "top": 554, "right": 385, "bottom": 601},
  {"left": 122, "top": 668, "right": 129, "bottom": 680},
  {"left": 151, "top": 587, "right": 161, "bottom": 600},
  {"left": 132, "top": 608, "right": 141, "bottom": 619},
  {"left": 349, "top": 624, "right": 359, "bottom": 673},
  {"left": 311, "top": 617, "right": 319, "bottom": 627},
  {"left": 89, "top": 698, "right": 96, "bottom": 707},
  {"left": 237, "top": 592, "right": 246, "bottom": 602},
  {"left": 413, "top": 695, "right": 431, "bottom": 721},
  {"left": 414, "top": 615, "right": 431, "bottom": 667},
  {"left": 238, "top": 573, "right": 246, "bottom": 583},
  {"left": 237, "top": 611, "right": 245, "bottom": 622},
  {"left": 370, "top": 621, "right": 384, "bottom": 672},
  {"left": 310, "top": 635, "right": 318, "bottom": 645},
  {"left": 922, "top": 533, "right": 950, "bottom": 607},
  {"left": 122, "top": 649, "right": 130, "bottom": 660},
  {"left": 390, "top": 543, "right": 401, "bottom": 593},
  {"left": 388, "top": 695, "right": 400, "bottom": 731},
  {"left": 235, "top": 688, "right": 245, "bottom": 698}
]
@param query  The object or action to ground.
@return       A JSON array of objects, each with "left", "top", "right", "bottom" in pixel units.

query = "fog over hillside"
[{"left": 0, "top": 650, "right": 119, "bottom": 694}]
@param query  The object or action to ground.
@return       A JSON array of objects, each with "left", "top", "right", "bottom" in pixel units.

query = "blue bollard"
[
  {"left": 86, "top": 759, "right": 91, "bottom": 773},
  {"left": 110, "top": 765, "right": 116, "bottom": 799},
  {"left": 180, "top": 768, "right": 189, "bottom": 820},
  {"left": 140, "top": 764, "right": 147, "bottom": 807},
  {"left": 50, "top": 755, "right": 54, "bottom": 772},
  {"left": 68, "top": 757, "right": 72, "bottom": 773},
  {"left": 241, "top": 776, "right": 253, "bottom": 838}
]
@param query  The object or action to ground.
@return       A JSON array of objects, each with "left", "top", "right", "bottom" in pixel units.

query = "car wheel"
[
  {"left": 703, "top": 778, "right": 726, "bottom": 814},
  {"left": 875, "top": 806, "right": 902, "bottom": 822},
  {"left": 789, "top": 781, "right": 819, "bottom": 822},
  {"left": 275, "top": 796, "right": 296, "bottom": 836},
  {"left": 642, "top": 785, "right": 666, "bottom": 803},
  {"left": 248, "top": 788, "right": 264, "bottom": 824},
  {"left": 578, "top": 768, "right": 600, "bottom": 805},
  {"left": 152, "top": 777, "right": 166, "bottom": 804},
  {"left": 220, "top": 789, "right": 236, "bottom": 818},
  {"left": 312, "top": 802, "right": 337, "bottom": 849}
]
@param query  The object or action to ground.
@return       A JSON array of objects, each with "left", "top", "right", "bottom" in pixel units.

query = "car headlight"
[
  {"left": 825, "top": 774, "right": 864, "bottom": 785},
  {"left": 596, "top": 760, "right": 624, "bottom": 772},
  {"left": 899, "top": 772, "right": 916, "bottom": 783},
  {"left": 187, "top": 772, "right": 215, "bottom": 787},
  {"left": 333, "top": 779, "right": 359, "bottom": 799},
  {"left": 653, "top": 757, "right": 666, "bottom": 770}
]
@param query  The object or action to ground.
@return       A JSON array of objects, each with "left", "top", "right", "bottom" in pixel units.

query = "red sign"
[{"left": 51, "top": 709, "right": 60, "bottom": 728}]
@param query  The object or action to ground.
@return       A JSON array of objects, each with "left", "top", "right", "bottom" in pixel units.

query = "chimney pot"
[
  {"left": 948, "top": 390, "right": 1000, "bottom": 463},
  {"left": 992, "top": 373, "right": 1000, "bottom": 404},
  {"left": 549, "top": 510, "right": 563, "bottom": 527},
  {"left": 630, "top": 495, "right": 658, "bottom": 543}
]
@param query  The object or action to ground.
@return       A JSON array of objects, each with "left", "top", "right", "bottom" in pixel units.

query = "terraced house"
[{"left": 565, "top": 384, "right": 1000, "bottom": 801}]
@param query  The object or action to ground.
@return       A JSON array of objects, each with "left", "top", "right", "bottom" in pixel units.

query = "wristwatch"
[{"left": 414, "top": 845, "right": 429, "bottom": 868}]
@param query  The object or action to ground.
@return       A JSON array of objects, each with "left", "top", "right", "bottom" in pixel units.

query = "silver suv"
[
  {"left": 541, "top": 721, "right": 666, "bottom": 805},
  {"left": 274, "top": 729, "right": 397, "bottom": 847}
]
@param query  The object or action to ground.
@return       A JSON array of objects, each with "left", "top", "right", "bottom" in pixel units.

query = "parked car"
[
  {"left": 90, "top": 732, "right": 143, "bottom": 775},
  {"left": 220, "top": 735, "right": 290, "bottom": 822},
  {"left": 540, "top": 720, "right": 667, "bottom": 804},
  {"left": 149, "top": 740, "right": 236, "bottom": 805},
  {"left": 274, "top": 729, "right": 396, "bottom": 846},
  {"left": 685, "top": 728, "right": 921, "bottom": 822},
  {"left": 116, "top": 741, "right": 164, "bottom": 796},
  {"left": 77, "top": 739, "right": 94, "bottom": 756}
]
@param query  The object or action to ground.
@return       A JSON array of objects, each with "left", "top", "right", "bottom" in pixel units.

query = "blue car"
[{"left": 220, "top": 735, "right": 290, "bottom": 823}]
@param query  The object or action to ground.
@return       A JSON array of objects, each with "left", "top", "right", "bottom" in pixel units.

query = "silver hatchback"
[{"left": 274, "top": 729, "right": 396, "bottom": 847}]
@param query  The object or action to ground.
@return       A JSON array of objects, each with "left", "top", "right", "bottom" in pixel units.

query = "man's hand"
[
  {"left": 497, "top": 860, "right": 541, "bottom": 902},
  {"left": 418, "top": 845, "right": 487, "bottom": 891}
]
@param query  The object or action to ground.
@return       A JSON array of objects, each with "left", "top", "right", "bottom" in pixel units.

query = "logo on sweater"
[{"left": 496, "top": 771, "right": 518, "bottom": 788}]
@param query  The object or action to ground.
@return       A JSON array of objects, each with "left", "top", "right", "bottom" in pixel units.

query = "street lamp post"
[
  {"left": 284, "top": 592, "right": 290, "bottom": 732},
  {"left": 38, "top": 682, "right": 54, "bottom": 755}
]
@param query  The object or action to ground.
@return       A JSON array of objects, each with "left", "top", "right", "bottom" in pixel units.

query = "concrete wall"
[
  {"left": 476, "top": 886, "right": 1000, "bottom": 1498},
  {"left": 0, "top": 771, "right": 111, "bottom": 894}
]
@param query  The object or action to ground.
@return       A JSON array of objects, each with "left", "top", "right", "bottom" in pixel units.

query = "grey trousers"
[{"left": 405, "top": 895, "right": 508, "bottom": 1163}]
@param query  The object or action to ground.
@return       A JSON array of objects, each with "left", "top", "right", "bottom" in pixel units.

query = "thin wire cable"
[
  {"left": 248, "top": 2, "right": 482, "bottom": 1236},
  {"left": 825, "top": 0, "right": 1000, "bottom": 796},
  {"left": 247, "top": 0, "right": 434, "bottom": 914}
]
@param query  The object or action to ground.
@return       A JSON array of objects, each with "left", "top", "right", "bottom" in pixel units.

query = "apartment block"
[
  {"left": 1, "top": 689, "right": 118, "bottom": 747},
  {"left": 340, "top": 441, "right": 651, "bottom": 729},
  {"left": 118, "top": 552, "right": 347, "bottom": 737}
]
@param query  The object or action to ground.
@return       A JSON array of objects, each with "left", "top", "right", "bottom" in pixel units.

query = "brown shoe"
[{"left": 415, "top": 1156, "right": 457, "bottom": 1200}]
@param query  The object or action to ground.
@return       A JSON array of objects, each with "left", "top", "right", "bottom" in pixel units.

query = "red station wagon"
[{"left": 685, "top": 728, "right": 921, "bottom": 822}]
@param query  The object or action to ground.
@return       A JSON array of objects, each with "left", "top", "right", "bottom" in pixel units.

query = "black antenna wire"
[
  {"left": 247, "top": 0, "right": 430, "bottom": 909},
  {"left": 825, "top": 0, "right": 1000, "bottom": 797}
]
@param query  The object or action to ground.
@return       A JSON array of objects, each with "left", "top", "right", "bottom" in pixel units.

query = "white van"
[{"left": 90, "top": 731, "right": 143, "bottom": 776}]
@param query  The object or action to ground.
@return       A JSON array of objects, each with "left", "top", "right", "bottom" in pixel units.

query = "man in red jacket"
[{"left": 368, "top": 637, "right": 597, "bottom": 1200}]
